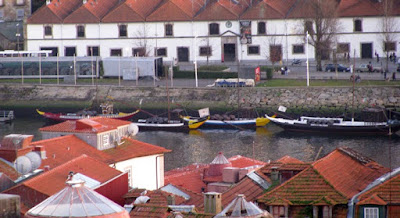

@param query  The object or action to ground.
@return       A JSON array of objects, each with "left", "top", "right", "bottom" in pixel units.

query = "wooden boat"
[
  {"left": 132, "top": 115, "right": 209, "bottom": 132},
  {"left": 182, "top": 114, "right": 274, "bottom": 130},
  {"left": 36, "top": 109, "right": 139, "bottom": 121},
  {"left": 266, "top": 115, "right": 400, "bottom": 135}
]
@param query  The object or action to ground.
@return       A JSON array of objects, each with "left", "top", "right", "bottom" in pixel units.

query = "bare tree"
[
  {"left": 300, "top": 0, "right": 339, "bottom": 71},
  {"left": 199, "top": 37, "right": 215, "bottom": 65},
  {"left": 133, "top": 24, "right": 152, "bottom": 57},
  {"left": 379, "top": 0, "right": 398, "bottom": 71},
  {"left": 263, "top": 32, "right": 283, "bottom": 67}
]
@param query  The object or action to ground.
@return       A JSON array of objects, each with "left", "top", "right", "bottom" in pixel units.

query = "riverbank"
[{"left": 1, "top": 83, "right": 399, "bottom": 115}]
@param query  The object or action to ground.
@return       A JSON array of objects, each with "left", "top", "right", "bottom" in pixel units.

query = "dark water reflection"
[{"left": 2, "top": 118, "right": 400, "bottom": 171}]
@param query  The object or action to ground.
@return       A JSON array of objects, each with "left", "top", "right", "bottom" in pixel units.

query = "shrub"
[
  {"left": 198, "top": 65, "right": 229, "bottom": 71},
  {"left": 173, "top": 70, "right": 237, "bottom": 79}
]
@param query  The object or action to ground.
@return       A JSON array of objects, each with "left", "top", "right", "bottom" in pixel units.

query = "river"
[{"left": 1, "top": 117, "right": 400, "bottom": 171}]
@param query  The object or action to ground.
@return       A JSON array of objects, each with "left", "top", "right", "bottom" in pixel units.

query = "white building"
[{"left": 26, "top": 0, "right": 400, "bottom": 63}]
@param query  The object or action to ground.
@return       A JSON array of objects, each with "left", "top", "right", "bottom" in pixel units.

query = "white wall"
[{"left": 113, "top": 154, "right": 164, "bottom": 190}]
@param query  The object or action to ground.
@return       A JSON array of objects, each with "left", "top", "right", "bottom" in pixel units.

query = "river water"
[{"left": 1, "top": 117, "right": 400, "bottom": 171}]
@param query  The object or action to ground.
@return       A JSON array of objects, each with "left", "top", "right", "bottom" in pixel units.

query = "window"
[
  {"left": 292, "top": 44, "right": 305, "bottom": 54},
  {"left": 41, "top": 47, "right": 58, "bottom": 56},
  {"left": 272, "top": 206, "right": 285, "bottom": 217},
  {"left": 65, "top": 47, "right": 76, "bottom": 56},
  {"left": 133, "top": 47, "right": 146, "bottom": 57},
  {"left": 102, "top": 135, "right": 109, "bottom": 147},
  {"left": 15, "top": 0, "right": 24, "bottom": 5},
  {"left": 124, "top": 167, "right": 132, "bottom": 187},
  {"left": 337, "top": 43, "right": 350, "bottom": 53},
  {"left": 258, "top": 22, "right": 266, "bottom": 34},
  {"left": 199, "top": 46, "right": 212, "bottom": 56},
  {"left": 44, "top": 26, "right": 52, "bottom": 37},
  {"left": 354, "top": 19, "right": 362, "bottom": 32},
  {"left": 119, "top": 24, "right": 127, "bottom": 37},
  {"left": 364, "top": 207, "right": 378, "bottom": 218},
  {"left": 110, "top": 49, "right": 122, "bottom": 56},
  {"left": 77, "top": 25, "right": 85, "bottom": 38},
  {"left": 165, "top": 24, "right": 173, "bottom": 36},
  {"left": 248, "top": 45, "right": 260, "bottom": 55},
  {"left": 87, "top": 46, "right": 99, "bottom": 56},
  {"left": 209, "top": 23, "right": 219, "bottom": 35},
  {"left": 304, "top": 20, "right": 313, "bottom": 34},
  {"left": 155, "top": 48, "right": 167, "bottom": 56},
  {"left": 16, "top": 9, "right": 24, "bottom": 20},
  {"left": 384, "top": 41, "right": 396, "bottom": 51}
]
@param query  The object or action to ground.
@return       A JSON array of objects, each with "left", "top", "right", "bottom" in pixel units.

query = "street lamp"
[
  {"left": 194, "top": 35, "right": 198, "bottom": 88},
  {"left": 306, "top": 31, "right": 310, "bottom": 87}
]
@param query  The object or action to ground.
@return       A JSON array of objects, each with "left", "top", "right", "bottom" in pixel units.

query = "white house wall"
[
  {"left": 113, "top": 154, "right": 165, "bottom": 190},
  {"left": 26, "top": 17, "right": 400, "bottom": 61}
]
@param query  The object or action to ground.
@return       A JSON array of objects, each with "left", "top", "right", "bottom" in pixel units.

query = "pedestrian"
[
  {"left": 347, "top": 53, "right": 350, "bottom": 62},
  {"left": 393, "top": 72, "right": 396, "bottom": 81},
  {"left": 394, "top": 53, "right": 397, "bottom": 63},
  {"left": 367, "top": 62, "right": 373, "bottom": 73},
  {"left": 390, "top": 53, "right": 393, "bottom": 62},
  {"left": 384, "top": 69, "right": 387, "bottom": 80},
  {"left": 377, "top": 53, "right": 379, "bottom": 62}
]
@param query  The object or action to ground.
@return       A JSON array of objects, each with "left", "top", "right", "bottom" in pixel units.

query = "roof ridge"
[{"left": 30, "top": 134, "right": 76, "bottom": 145}]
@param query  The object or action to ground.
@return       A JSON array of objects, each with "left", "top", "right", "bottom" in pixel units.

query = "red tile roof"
[
  {"left": 129, "top": 204, "right": 171, "bottom": 217},
  {"left": 356, "top": 172, "right": 400, "bottom": 205},
  {"left": 102, "top": 137, "right": 171, "bottom": 162},
  {"left": 28, "top": 0, "right": 82, "bottom": 24},
  {"left": 164, "top": 155, "right": 265, "bottom": 194},
  {"left": 194, "top": 0, "right": 243, "bottom": 21},
  {"left": 39, "top": 117, "right": 131, "bottom": 134},
  {"left": 257, "top": 166, "right": 348, "bottom": 205},
  {"left": 102, "top": 0, "right": 162, "bottom": 22},
  {"left": 0, "top": 160, "right": 19, "bottom": 180},
  {"left": 64, "top": 0, "right": 120, "bottom": 23},
  {"left": 313, "top": 147, "right": 390, "bottom": 199},
  {"left": 21, "top": 154, "right": 123, "bottom": 196},
  {"left": 30, "top": 135, "right": 112, "bottom": 169},
  {"left": 241, "top": 0, "right": 287, "bottom": 20},
  {"left": 276, "top": 155, "right": 305, "bottom": 164},
  {"left": 338, "top": 0, "right": 381, "bottom": 17},
  {"left": 146, "top": 0, "right": 193, "bottom": 22}
]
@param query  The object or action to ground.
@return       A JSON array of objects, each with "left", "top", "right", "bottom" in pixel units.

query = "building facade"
[{"left": 25, "top": 0, "right": 400, "bottom": 65}]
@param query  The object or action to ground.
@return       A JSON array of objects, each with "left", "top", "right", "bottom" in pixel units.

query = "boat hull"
[
  {"left": 37, "top": 109, "right": 138, "bottom": 121},
  {"left": 133, "top": 122, "right": 189, "bottom": 132},
  {"left": 267, "top": 116, "right": 400, "bottom": 135}
]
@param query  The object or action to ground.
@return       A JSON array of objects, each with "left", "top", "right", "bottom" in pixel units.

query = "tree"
[
  {"left": 300, "top": 0, "right": 339, "bottom": 71},
  {"left": 379, "top": 0, "right": 398, "bottom": 71},
  {"left": 133, "top": 24, "right": 152, "bottom": 57}
]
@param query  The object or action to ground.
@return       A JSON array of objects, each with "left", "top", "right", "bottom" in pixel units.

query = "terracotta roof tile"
[
  {"left": 28, "top": 0, "right": 82, "bottom": 24},
  {"left": 22, "top": 155, "right": 122, "bottom": 196},
  {"left": 356, "top": 173, "right": 400, "bottom": 205},
  {"left": 103, "top": 137, "right": 171, "bottom": 162},
  {"left": 313, "top": 147, "right": 389, "bottom": 199},
  {"left": 338, "top": 0, "right": 381, "bottom": 17},
  {"left": 195, "top": 0, "right": 243, "bottom": 21},
  {"left": 30, "top": 135, "right": 112, "bottom": 169},
  {"left": 171, "top": 0, "right": 206, "bottom": 18},
  {"left": 221, "top": 174, "right": 266, "bottom": 207},
  {"left": 241, "top": 0, "right": 287, "bottom": 19},
  {"left": 257, "top": 166, "right": 348, "bottom": 205},
  {"left": 64, "top": 0, "right": 120, "bottom": 23},
  {"left": 39, "top": 117, "right": 131, "bottom": 134},
  {"left": 228, "top": 155, "right": 266, "bottom": 168},
  {"left": 0, "top": 160, "right": 19, "bottom": 180},
  {"left": 146, "top": 0, "right": 193, "bottom": 22},
  {"left": 129, "top": 204, "right": 171, "bottom": 217},
  {"left": 276, "top": 155, "right": 304, "bottom": 164},
  {"left": 102, "top": 0, "right": 162, "bottom": 22},
  {"left": 174, "top": 185, "right": 204, "bottom": 207},
  {"left": 123, "top": 188, "right": 147, "bottom": 199}
]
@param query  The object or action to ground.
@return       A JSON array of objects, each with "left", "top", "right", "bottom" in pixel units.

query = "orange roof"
[
  {"left": 356, "top": 172, "right": 400, "bottom": 205},
  {"left": 130, "top": 204, "right": 171, "bottom": 217},
  {"left": 276, "top": 155, "right": 305, "bottom": 164},
  {"left": 102, "top": 137, "right": 171, "bottom": 162},
  {"left": 313, "top": 147, "right": 389, "bottom": 199},
  {"left": 39, "top": 117, "right": 131, "bottom": 134},
  {"left": 146, "top": 0, "right": 193, "bottom": 22},
  {"left": 21, "top": 155, "right": 123, "bottom": 196},
  {"left": 241, "top": 0, "right": 288, "bottom": 20},
  {"left": 0, "top": 160, "right": 19, "bottom": 180},
  {"left": 28, "top": 0, "right": 82, "bottom": 24},
  {"left": 64, "top": 0, "right": 120, "bottom": 23},
  {"left": 257, "top": 166, "right": 348, "bottom": 205},
  {"left": 30, "top": 135, "right": 112, "bottom": 169},
  {"left": 102, "top": 0, "right": 162, "bottom": 22},
  {"left": 194, "top": 0, "right": 244, "bottom": 21},
  {"left": 164, "top": 155, "right": 265, "bottom": 194},
  {"left": 338, "top": 0, "right": 381, "bottom": 17}
]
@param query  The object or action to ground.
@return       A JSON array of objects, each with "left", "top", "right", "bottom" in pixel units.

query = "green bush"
[
  {"left": 198, "top": 65, "right": 229, "bottom": 71},
  {"left": 260, "top": 66, "right": 274, "bottom": 80}
]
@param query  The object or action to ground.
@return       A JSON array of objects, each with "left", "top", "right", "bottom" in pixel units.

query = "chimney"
[
  {"left": 204, "top": 192, "right": 222, "bottom": 214},
  {"left": 270, "top": 166, "right": 280, "bottom": 182},
  {"left": 46, "top": 0, "right": 51, "bottom": 5},
  {"left": 34, "top": 146, "right": 47, "bottom": 159},
  {"left": 44, "top": 165, "right": 50, "bottom": 171},
  {"left": 167, "top": 195, "right": 175, "bottom": 205},
  {"left": 222, "top": 167, "right": 240, "bottom": 183}
]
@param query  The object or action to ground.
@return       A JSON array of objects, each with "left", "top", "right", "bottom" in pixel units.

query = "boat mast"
[{"left": 352, "top": 49, "right": 355, "bottom": 122}]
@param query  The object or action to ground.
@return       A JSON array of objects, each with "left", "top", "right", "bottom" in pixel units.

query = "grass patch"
[{"left": 256, "top": 79, "right": 400, "bottom": 87}]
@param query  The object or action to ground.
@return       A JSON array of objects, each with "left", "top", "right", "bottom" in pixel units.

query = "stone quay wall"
[{"left": 0, "top": 84, "right": 399, "bottom": 112}]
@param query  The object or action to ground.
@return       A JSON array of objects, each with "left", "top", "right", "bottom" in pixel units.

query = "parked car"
[
  {"left": 355, "top": 64, "right": 382, "bottom": 72},
  {"left": 324, "top": 64, "right": 350, "bottom": 72}
]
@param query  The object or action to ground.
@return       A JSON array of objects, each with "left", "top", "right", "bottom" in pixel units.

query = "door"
[
  {"left": 223, "top": 43, "right": 236, "bottom": 62},
  {"left": 361, "top": 43, "right": 372, "bottom": 59},
  {"left": 177, "top": 47, "right": 189, "bottom": 62}
]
